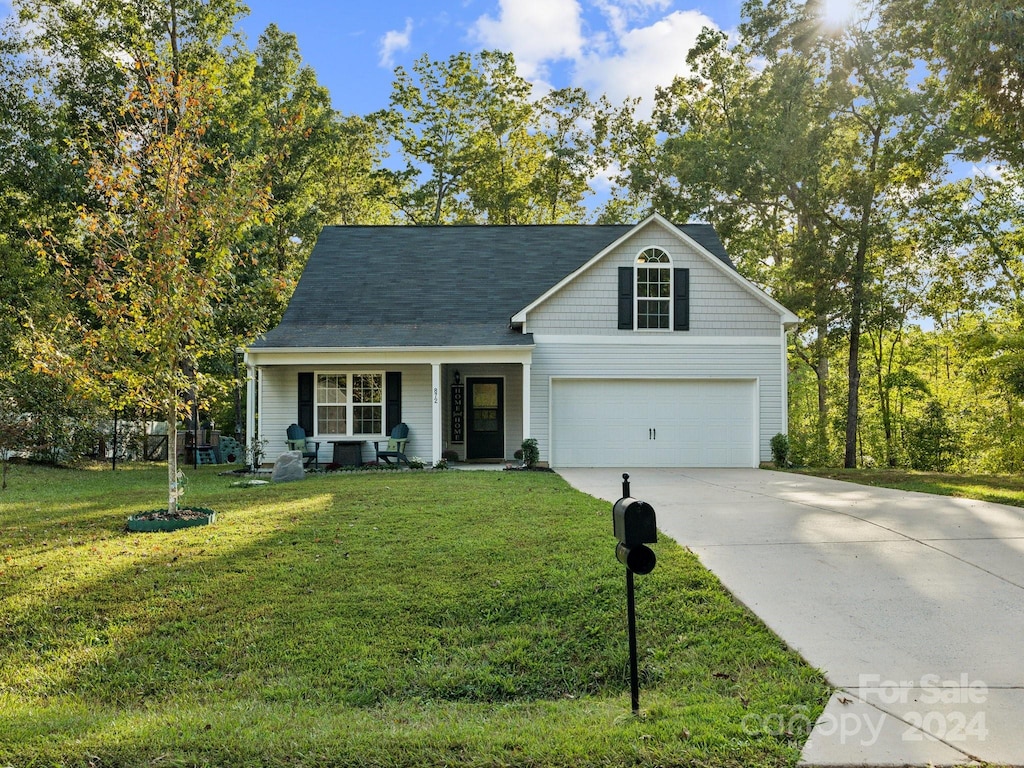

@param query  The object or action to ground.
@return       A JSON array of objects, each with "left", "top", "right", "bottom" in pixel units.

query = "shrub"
[
  {"left": 520, "top": 438, "right": 539, "bottom": 468},
  {"left": 907, "top": 399, "right": 958, "bottom": 471},
  {"left": 770, "top": 433, "right": 790, "bottom": 467}
]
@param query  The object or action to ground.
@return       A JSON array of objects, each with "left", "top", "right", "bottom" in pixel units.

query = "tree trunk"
[
  {"left": 844, "top": 308, "right": 864, "bottom": 468},
  {"left": 814, "top": 320, "right": 830, "bottom": 457},
  {"left": 844, "top": 127, "right": 881, "bottom": 469},
  {"left": 870, "top": 330, "right": 895, "bottom": 468},
  {"left": 167, "top": 395, "right": 178, "bottom": 516}
]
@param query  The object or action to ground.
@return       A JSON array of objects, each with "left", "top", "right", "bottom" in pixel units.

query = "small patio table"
[{"left": 328, "top": 440, "right": 365, "bottom": 467}]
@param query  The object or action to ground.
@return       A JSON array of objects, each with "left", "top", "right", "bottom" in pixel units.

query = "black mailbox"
[
  {"left": 615, "top": 541, "right": 656, "bottom": 574},
  {"left": 613, "top": 495, "right": 657, "bottom": 575},
  {"left": 613, "top": 498, "right": 657, "bottom": 547},
  {"left": 613, "top": 474, "right": 656, "bottom": 716}
]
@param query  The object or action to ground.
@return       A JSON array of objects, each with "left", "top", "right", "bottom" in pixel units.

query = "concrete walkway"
[{"left": 557, "top": 468, "right": 1024, "bottom": 767}]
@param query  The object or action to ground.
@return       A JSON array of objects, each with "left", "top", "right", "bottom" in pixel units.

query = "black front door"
[{"left": 466, "top": 378, "right": 504, "bottom": 460}]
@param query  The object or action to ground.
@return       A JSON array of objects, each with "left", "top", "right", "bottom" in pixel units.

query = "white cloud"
[
  {"left": 467, "top": 2, "right": 716, "bottom": 114},
  {"left": 971, "top": 163, "right": 1006, "bottom": 182},
  {"left": 575, "top": 9, "right": 715, "bottom": 110},
  {"left": 594, "top": 0, "right": 672, "bottom": 38},
  {"left": 378, "top": 17, "right": 414, "bottom": 69},
  {"left": 470, "top": 0, "right": 585, "bottom": 80}
]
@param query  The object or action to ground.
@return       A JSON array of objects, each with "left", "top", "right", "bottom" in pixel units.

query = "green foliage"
[
  {"left": 380, "top": 50, "right": 597, "bottom": 224},
  {"left": 0, "top": 467, "right": 828, "bottom": 766},
  {"left": 770, "top": 433, "right": 790, "bottom": 467},
  {"left": 1, "top": 366, "right": 105, "bottom": 466},
  {"left": 886, "top": 0, "right": 1024, "bottom": 167},
  {"left": 1, "top": 1, "right": 395, "bottom": 477},
  {"left": 906, "top": 400, "right": 958, "bottom": 471},
  {"left": 213, "top": 25, "right": 392, "bottom": 350},
  {"left": 640, "top": 0, "right": 946, "bottom": 467},
  {"left": 520, "top": 437, "right": 540, "bottom": 468},
  {"left": 0, "top": 392, "right": 30, "bottom": 489},
  {"left": 3, "top": 0, "right": 1024, "bottom": 479}
]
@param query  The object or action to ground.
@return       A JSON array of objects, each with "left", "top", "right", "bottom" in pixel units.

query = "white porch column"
[
  {"left": 246, "top": 363, "right": 256, "bottom": 450},
  {"left": 431, "top": 362, "right": 442, "bottom": 463},
  {"left": 522, "top": 363, "right": 532, "bottom": 440}
]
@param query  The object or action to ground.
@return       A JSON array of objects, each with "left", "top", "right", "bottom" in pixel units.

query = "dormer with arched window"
[{"left": 618, "top": 247, "right": 689, "bottom": 331}]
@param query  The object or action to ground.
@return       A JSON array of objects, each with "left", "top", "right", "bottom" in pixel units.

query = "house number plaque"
[{"left": 450, "top": 383, "right": 465, "bottom": 443}]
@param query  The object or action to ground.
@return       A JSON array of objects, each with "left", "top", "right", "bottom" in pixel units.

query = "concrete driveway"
[{"left": 557, "top": 468, "right": 1024, "bottom": 767}]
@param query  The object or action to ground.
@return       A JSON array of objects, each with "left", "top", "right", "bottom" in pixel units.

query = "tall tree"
[
  {"left": 0, "top": 10, "right": 117, "bottom": 457},
  {"left": 532, "top": 88, "right": 597, "bottom": 223},
  {"left": 606, "top": 27, "right": 848, "bottom": 460},
  {"left": 463, "top": 50, "right": 543, "bottom": 223},
  {"left": 381, "top": 51, "right": 488, "bottom": 223},
  {"left": 60, "top": 56, "right": 269, "bottom": 513},
  {"left": 886, "top": 0, "right": 1024, "bottom": 168},
  {"left": 22, "top": 0, "right": 289, "bottom": 498},
  {"left": 212, "top": 24, "right": 389, "bottom": 351},
  {"left": 381, "top": 50, "right": 595, "bottom": 224},
  {"left": 742, "top": 0, "right": 953, "bottom": 467},
  {"left": 608, "top": 1, "right": 951, "bottom": 466}
]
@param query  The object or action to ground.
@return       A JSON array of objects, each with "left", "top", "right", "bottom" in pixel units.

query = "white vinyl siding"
[
  {"left": 258, "top": 364, "right": 432, "bottom": 465},
  {"left": 526, "top": 220, "right": 780, "bottom": 337}
]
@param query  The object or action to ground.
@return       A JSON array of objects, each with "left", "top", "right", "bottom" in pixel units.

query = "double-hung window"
[
  {"left": 316, "top": 373, "right": 383, "bottom": 436},
  {"left": 636, "top": 247, "right": 672, "bottom": 330}
]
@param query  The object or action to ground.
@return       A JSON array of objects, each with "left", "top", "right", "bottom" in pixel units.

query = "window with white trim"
[
  {"left": 636, "top": 247, "right": 672, "bottom": 329},
  {"left": 316, "top": 373, "right": 383, "bottom": 436}
]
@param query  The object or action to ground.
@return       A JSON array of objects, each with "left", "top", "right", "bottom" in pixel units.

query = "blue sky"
[{"left": 237, "top": 0, "right": 746, "bottom": 115}]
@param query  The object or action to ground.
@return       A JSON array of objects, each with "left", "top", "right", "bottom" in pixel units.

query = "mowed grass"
[
  {"left": 789, "top": 467, "right": 1024, "bottom": 508},
  {"left": 0, "top": 463, "right": 829, "bottom": 767}
]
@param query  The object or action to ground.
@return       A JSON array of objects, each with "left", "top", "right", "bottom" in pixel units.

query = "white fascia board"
[
  {"left": 511, "top": 212, "right": 800, "bottom": 327},
  {"left": 245, "top": 345, "right": 534, "bottom": 367},
  {"left": 532, "top": 334, "right": 785, "bottom": 346}
]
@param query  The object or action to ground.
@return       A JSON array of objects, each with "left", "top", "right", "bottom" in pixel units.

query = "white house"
[{"left": 244, "top": 213, "right": 798, "bottom": 468}]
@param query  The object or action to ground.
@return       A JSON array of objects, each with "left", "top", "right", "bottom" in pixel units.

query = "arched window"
[
  {"left": 635, "top": 247, "right": 672, "bottom": 329},
  {"left": 617, "top": 248, "right": 689, "bottom": 331}
]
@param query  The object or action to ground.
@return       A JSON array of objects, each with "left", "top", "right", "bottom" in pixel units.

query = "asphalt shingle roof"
[{"left": 251, "top": 224, "right": 734, "bottom": 349}]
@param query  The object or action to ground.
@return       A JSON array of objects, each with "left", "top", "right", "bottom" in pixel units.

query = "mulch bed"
[
  {"left": 129, "top": 508, "right": 212, "bottom": 521},
  {"left": 127, "top": 507, "right": 216, "bottom": 532}
]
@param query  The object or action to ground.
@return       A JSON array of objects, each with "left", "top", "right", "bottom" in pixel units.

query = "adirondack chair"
[
  {"left": 374, "top": 423, "right": 410, "bottom": 466},
  {"left": 286, "top": 423, "right": 319, "bottom": 469}
]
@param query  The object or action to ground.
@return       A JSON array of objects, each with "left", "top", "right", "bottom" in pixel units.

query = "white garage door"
[{"left": 551, "top": 378, "right": 757, "bottom": 468}]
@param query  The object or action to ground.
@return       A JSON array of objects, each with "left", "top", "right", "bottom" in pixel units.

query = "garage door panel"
[{"left": 551, "top": 379, "right": 755, "bottom": 468}]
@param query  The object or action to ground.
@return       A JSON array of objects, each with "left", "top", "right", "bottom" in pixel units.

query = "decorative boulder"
[{"left": 271, "top": 451, "right": 306, "bottom": 483}]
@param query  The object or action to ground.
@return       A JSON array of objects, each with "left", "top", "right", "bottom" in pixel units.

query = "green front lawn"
[
  {"left": 0, "top": 464, "right": 828, "bottom": 767},
  {"left": 788, "top": 467, "right": 1024, "bottom": 507}
]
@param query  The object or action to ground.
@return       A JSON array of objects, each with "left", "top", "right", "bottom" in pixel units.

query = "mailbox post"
[{"left": 612, "top": 473, "right": 657, "bottom": 715}]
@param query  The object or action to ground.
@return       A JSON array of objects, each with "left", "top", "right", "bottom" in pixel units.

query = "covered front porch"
[{"left": 244, "top": 347, "right": 534, "bottom": 467}]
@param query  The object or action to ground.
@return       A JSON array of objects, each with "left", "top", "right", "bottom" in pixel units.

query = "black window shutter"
[
  {"left": 618, "top": 266, "right": 634, "bottom": 329},
  {"left": 297, "top": 372, "right": 314, "bottom": 435},
  {"left": 674, "top": 268, "right": 690, "bottom": 331},
  {"left": 386, "top": 372, "right": 402, "bottom": 433}
]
